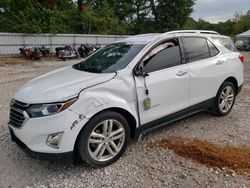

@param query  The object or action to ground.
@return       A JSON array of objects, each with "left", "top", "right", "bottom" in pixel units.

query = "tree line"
[
  {"left": 186, "top": 11, "right": 250, "bottom": 37},
  {"left": 0, "top": 0, "right": 249, "bottom": 36}
]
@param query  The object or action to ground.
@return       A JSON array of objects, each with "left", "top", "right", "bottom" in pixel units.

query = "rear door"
[{"left": 182, "top": 36, "right": 227, "bottom": 106}]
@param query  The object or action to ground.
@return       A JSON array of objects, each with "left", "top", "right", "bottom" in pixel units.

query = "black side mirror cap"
[
  {"left": 143, "top": 72, "right": 149, "bottom": 77},
  {"left": 134, "top": 67, "right": 149, "bottom": 77}
]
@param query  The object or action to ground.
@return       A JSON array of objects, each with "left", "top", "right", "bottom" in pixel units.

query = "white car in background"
[{"left": 9, "top": 30, "right": 244, "bottom": 167}]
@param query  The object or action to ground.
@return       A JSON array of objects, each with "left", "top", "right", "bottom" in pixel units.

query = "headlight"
[{"left": 26, "top": 98, "right": 77, "bottom": 118}]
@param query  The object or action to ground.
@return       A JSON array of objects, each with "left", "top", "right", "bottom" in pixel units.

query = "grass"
[
  {"left": 0, "top": 55, "right": 58, "bottom": 66},
  {"left": 0, "top": 57, "right": 30, "bottom": 66}
]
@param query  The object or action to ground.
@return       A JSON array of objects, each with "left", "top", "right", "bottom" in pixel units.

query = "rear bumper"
[{"left": 9, "top": 127, "right": 73, "bottom": 164}]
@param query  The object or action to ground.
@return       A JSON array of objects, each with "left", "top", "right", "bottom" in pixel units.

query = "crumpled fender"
[
  {"left": 68, "top": 72, "right": 140, "bottom": 131},
  {"left": 73, "top": 90, "right": 139, "bottom": 123}
]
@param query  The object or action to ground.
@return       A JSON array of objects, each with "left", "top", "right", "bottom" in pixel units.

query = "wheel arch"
[
  {"left": 73, "top": 107, "right": 138, "bottom": 155},
  {"left": 223, "top": 77, "right": 238, "bottom": 94}
]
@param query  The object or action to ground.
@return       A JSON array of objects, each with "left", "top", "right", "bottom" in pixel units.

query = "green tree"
[
  {"left": 233, "top": 15, "right": 250, "bottom": 35},
  {"left": 183, "top": 17, "right": 196, "bottom": 30},
  {"left": 78, "top": 0, "right": 128, "bottom": 34},
  {"left": 155, "top": 0, "right": 195, "bottom": 32},
  {"left": 0, "top": 0, "right": 77, "bottom": 33},
  {"left": 0, "top": 0, "right": 197, "bottom": 34}
]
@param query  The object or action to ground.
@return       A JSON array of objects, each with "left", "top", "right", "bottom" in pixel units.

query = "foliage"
[
  {"left": 0, "top": 0, "right": 249, "bottom": 36},
  {"left": 0, "top": 0, "right": 195, "bottom": 34},
  {"left": 0, "top": 0, "right": 76, "bottom": 33},
  {"left": 186, "top": 11, "right": 250, "bottom": 37}
]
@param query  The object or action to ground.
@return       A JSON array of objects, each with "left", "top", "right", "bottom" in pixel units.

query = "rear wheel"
[
  {"left": 77, "top": 111, "right": 130, "bottom": 167},
  {"left": 212, "top": 81, "right": 236, "bottom": 116}
]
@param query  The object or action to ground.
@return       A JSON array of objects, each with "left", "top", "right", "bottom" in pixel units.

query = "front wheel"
[
  {"left": 77, "top": 111, "right": 130, "bottom": 167},
  {"left": 212, "top": 81, "right": 236, "bottom": 116}
]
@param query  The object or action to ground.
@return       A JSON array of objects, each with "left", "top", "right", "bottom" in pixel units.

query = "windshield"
[{"left": 77, "top": 43, "right": 146, "bottom": 73}]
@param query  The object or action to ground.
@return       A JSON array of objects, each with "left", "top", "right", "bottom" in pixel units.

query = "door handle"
[
  {"left": 216, "top": 60, "right": 224, "bottom": 65},
  {"left": 176, "top": 70, "right": 187, "bottom": 77}
]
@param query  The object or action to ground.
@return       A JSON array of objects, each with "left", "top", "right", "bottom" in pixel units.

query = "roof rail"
[
  {"left": 133, "top": 33, "right": 160, "bottom": 37},
  {"left": 160, "top": 30, "right": 219, "bottom": 37}
]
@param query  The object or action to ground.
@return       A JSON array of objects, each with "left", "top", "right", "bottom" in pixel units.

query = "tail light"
[{"left": 239, "top": 54, "right": 244, "bottom": 63}]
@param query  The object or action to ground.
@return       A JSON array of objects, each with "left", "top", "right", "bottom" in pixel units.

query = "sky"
[{"left": 192, "top": 0, "right": 250, "bottom": 23}]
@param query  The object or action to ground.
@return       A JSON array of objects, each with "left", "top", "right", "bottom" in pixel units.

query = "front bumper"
[
  {"left": 9, "top": 127, "right": 73, "bottom": 164},
  {"left": 9, "top": 108, "right": 89, "bottom": 163}
]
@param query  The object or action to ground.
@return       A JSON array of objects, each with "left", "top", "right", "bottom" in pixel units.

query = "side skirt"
[{"left": 134, "top": 98, "right": 215, "bottom": 140}]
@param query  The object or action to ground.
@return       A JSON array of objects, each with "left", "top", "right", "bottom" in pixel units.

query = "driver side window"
[{"left": 143, "top": 38, "right": 182, "bottom": 73}]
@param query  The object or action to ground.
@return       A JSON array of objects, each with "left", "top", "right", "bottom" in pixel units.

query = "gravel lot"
[{"left": 0, "top": 53, "right": 250, "bottom": 188}]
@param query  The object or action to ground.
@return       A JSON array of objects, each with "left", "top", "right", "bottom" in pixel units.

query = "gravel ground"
[{"left": 0, "top": 53, "right": 250, "bottom": 188}]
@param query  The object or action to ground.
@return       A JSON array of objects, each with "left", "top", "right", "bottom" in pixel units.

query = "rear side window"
[
  {"left": 207, "top": 40, "right": 220, "bottom": 57},
  {"left": 143, "top": 38, "right": 182, "bottom": 73},
  {"left": 182, "top": 37, "right": 210, "bottom": 62},
  {"left": 212, "top": 37, "right": 237, "bottom": 52}
]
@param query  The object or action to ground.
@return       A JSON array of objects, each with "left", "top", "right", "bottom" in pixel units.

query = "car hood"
[{"left": 14, "top": 65, "right": 116, "bottom": 104}]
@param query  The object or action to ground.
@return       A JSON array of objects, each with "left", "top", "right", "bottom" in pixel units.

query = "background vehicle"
[
  {"left": 57, "top": 46, "right": 79, "bottom": 60},
  {"left": 19, "top": 47, "right": 43, "bottom": 60},
  {"left": 78, "top": 44, "right": 102, "bottom": 58},
  {"left": 55, "top": 46, "right": 65, "bottom": 57},
  {"left": 10, "top": 30, "right": 244, "bottom": 167},
  {"left": 235, "top": 40, "right": 250, "bottom": 51},
  {"left": 36, "top": 46, "right": 50, "bottom": 56}
]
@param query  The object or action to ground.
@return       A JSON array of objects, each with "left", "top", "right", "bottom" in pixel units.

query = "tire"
[
  {"left": 77, "top": 111, "right": 130, "bottom": 167},
  {"left": 212, "top": 81, "right": 236, "bottom": 116},
  {"left": 76, "top": 52, "right": 80, "bottom": 59},
  {"left": 81, "top": 52, "right": 87, "bottom": 58}
]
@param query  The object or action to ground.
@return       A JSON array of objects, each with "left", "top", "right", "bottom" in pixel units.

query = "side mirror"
[{"left": 134, "top": 65, "right": 149, "bottom": 77}]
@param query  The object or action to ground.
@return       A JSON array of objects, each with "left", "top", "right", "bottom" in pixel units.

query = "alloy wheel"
[
  {"left": 219, "top": 85, "right": 235, "bottom": 113},
  {"left": 87, "top": 119, "right": 125, "bottom": 162}
]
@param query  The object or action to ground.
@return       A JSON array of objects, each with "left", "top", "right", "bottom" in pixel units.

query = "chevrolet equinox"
[{"left": 9, "top": 30, "right": 244, "bottom": 167}]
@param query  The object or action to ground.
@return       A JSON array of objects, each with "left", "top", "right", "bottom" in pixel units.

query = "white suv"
[{"left": 9, "top": 30, "right": 244, "bottom": 167}]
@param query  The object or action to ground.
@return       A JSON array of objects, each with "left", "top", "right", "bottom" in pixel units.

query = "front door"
[{"left": 135, "top": 38, "right": 190, "bottom": 125}]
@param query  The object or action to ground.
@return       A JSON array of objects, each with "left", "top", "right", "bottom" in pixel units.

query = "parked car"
[
  {"left": 19, "top": 47, "right": 43, "bottom": 60},
  {"left": 55, "top": 46, "right": 65, "bottom": 57},
  {"left": 57, "top": 46, "right": 79, "bottom": 60},
  {"left": 9, "top": 30, "right": 244, "bottom": 167},
  {"left": 36, "top": 46, "right": 50, "bottom": 56},
  {"left": 235, "top": 40, "right": 250, "bottom": 51},
  {"left": 78, "top": 44, "right": 102, "bottom": 58}
]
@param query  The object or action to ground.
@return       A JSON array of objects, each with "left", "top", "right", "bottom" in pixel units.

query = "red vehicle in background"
[{"left": 19, "top": 47, "right": 43, "bottom": 60}]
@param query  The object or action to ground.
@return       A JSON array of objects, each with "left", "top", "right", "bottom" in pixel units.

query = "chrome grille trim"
[
  {"left": 11, "top": 99, "right": 30, "bottom": 108},
  {"left": 11, "top": 107, "right": 24, "bottom": 114},
  {"left": 9, "top": 114, "right": 24, "bottom": 123},
  {"left": 9, "top": 100, "right": 29, "bottom": 128},
  {"left": 10, "top": 111, "right": 25, "bottom": 120}
]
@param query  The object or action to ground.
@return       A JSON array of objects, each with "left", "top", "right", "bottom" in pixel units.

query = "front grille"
[{"left": 9, "top": 100, "right": 29, "bottom": 128}]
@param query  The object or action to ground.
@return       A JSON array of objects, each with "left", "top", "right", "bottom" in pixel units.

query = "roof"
[
  {"left": 118, "top": 30, "right": 220, "bottom": 44},
  {"left": 236, "top": 30, "right": 250, "bottom": 38},
  {"left": 118, "top": 33, "right": 160, "bottom": 44}
]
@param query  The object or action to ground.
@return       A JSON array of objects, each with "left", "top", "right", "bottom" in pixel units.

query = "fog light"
[{"left": 46, "top": 132, "right": 64, "bottom": 149}]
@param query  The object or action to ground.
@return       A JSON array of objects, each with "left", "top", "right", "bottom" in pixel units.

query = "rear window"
[
  {"left": 207, "top": 40, "right": 220, "bottom": 57},
  {"left": 182, "top": 37, "right": 210, "bottom": 62},
  {"left": 212, "top": 37, "right": 237, "bottom": 52}
]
